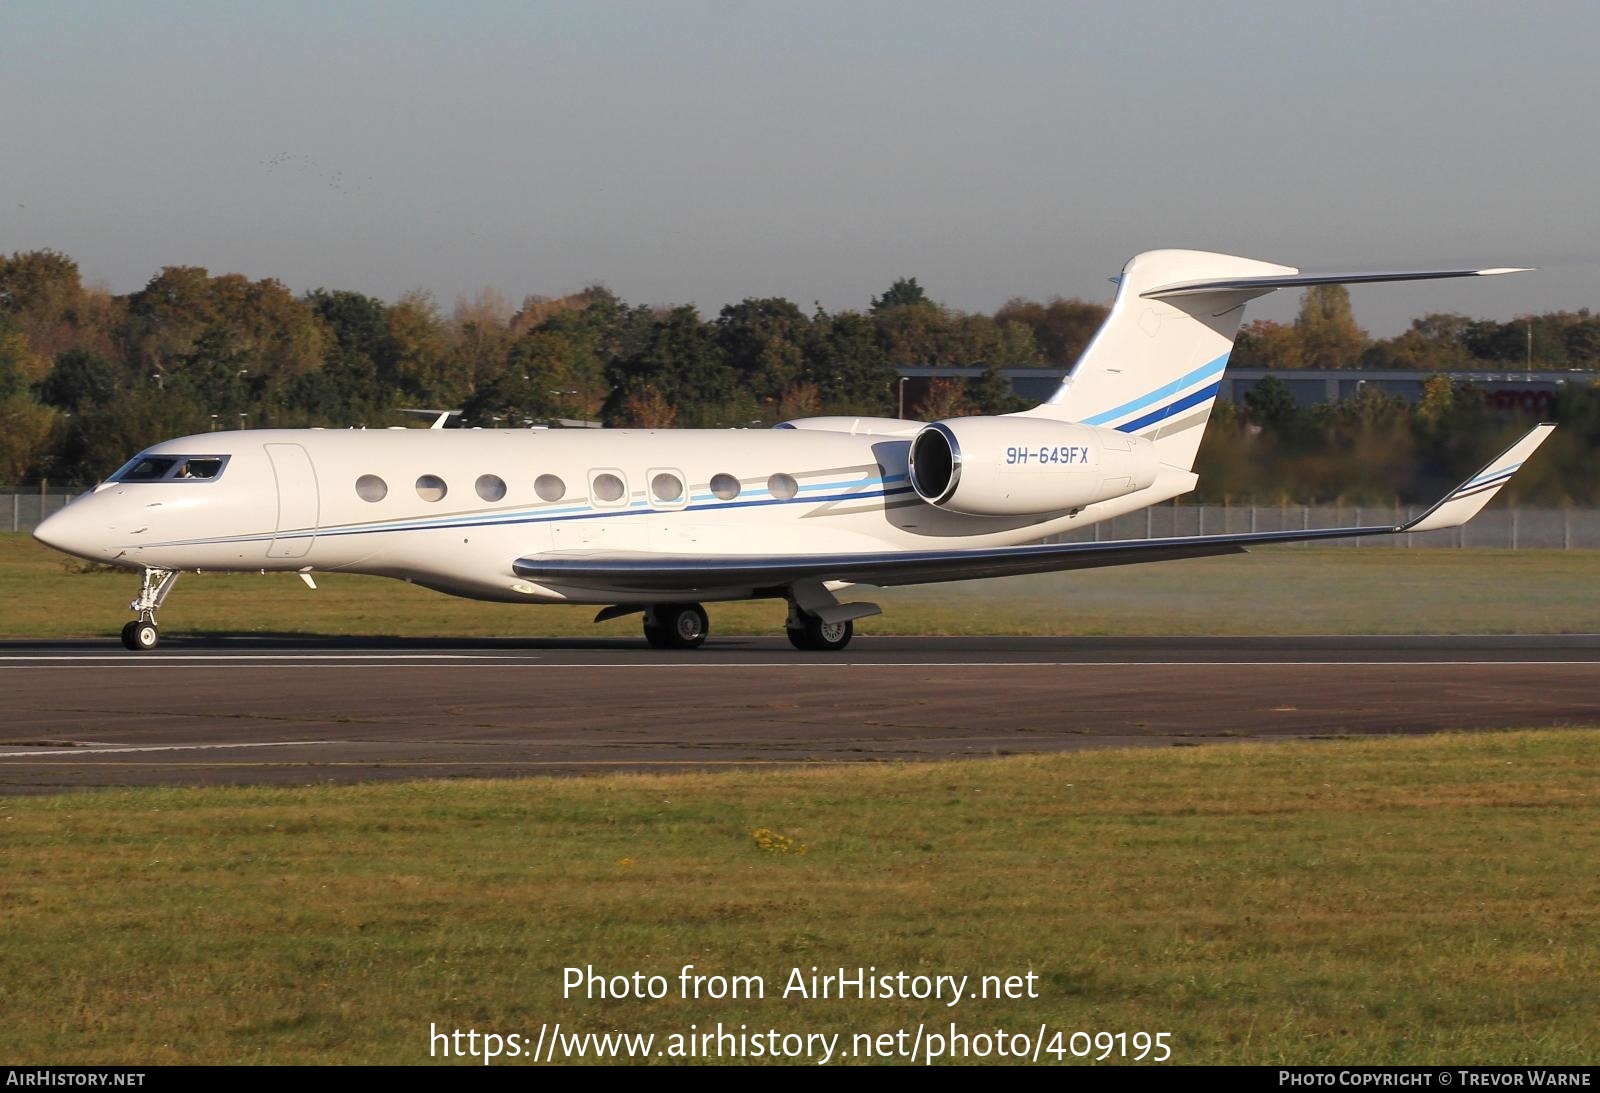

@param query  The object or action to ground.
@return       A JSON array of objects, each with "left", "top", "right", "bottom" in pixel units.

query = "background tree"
[
  {"left": 0, "top": 313, "right": 48, "bottom": 395},
  {"left": 381, "top": 291, "right": 453, "bottom": 403},
  {"left": 1294, "top": 284, "right": 1367, "bottom": 369},
  {"left": 38, "top": 348, "right": 132, "bottom": 414},
  {"left": 1242, "top": 374, "right": 1303, "bottom": 440},
  {"left": 967, "top": 362, "right": 1027, "bottom": 414},
  {"left": 608, "top": 306, "right": 731, "bottom": 426},
  {"left": 715, "top": 297, "right": 811, "bottom": 407},
  {"left": 914, "top": 377, "right": 970, "bottom": 420},
  {"left": 0, "top": 250, "right": 92, "bottom": 363},
  {"left": 1229, "top": 319, "right": 1304, "bottom": 369},
  {"left": 870, "top": 277, "right": 929, "bottom": 312},
  {"left": 993, "top": 296, "right": 1107, "bottom": 366},
  {"left": 803, "top": 310, "right": 896, "bottom": 413},
  {"left": 0, "top": 394, "right": 61, "bottom": 485}
]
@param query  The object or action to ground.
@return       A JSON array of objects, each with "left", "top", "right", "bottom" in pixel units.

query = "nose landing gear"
[{"left": 120, "top": 568, "right": 179, "bottom": 651}]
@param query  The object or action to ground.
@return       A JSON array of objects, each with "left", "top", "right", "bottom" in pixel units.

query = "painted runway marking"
[
  {"left": 0, "top": 653, "right": 526, "bottom": 662},
  {"left": 2, "top": 658, "right": 1596, "bottom": 669},
  {"left": 0, "top": 740, "right": 337, "bottom": 759}
]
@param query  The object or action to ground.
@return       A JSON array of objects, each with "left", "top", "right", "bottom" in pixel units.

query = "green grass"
[
  {"left": 4, "top": 533, "right": 1598, "bottom": 638},
  {"left": 2, "top": 730, "right": 1596, "bottom": 1064}
]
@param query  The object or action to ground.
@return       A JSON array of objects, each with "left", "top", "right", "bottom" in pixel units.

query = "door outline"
[{"left": 264, "top": 443, "right": 320, "bottom": 559}]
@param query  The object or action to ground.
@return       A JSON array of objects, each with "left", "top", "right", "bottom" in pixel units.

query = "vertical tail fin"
[{"left": 1019, "top": 249, "right": 1295, "bottom": 472}]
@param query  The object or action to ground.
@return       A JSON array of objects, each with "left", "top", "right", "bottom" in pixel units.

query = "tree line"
[{"left": 0, "top": 250, "right": 1594, "bottom": 503}]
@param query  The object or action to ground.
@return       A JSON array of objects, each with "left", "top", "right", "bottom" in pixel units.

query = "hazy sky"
[{"left": 4, "top": 1, "right": 1598, "bottom": 336}]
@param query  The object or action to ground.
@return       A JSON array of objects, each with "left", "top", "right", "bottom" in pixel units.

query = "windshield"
[{"left": 110, "top": 454, "right": 230, "bottom": 483}]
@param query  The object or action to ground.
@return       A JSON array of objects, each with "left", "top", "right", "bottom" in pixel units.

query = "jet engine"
[{"left": 907, "top": 417, "right": 1159, "bottom": 517}]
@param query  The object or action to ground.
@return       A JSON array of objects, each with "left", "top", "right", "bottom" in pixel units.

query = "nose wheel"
[
  {"left": 121, "top": 567, "right": 179, "bottom": 652},
  {"left": 121, "top": 619, "right": 160, "bottom": 651}
]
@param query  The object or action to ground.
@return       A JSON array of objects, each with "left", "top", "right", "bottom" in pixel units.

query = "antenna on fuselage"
[{"left": 396, "top": 408, "right": 463, "bottom": 430}]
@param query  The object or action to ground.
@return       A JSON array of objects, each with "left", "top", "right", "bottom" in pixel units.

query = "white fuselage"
[{"left": 36, "top": 427, "right": 1193, "bottom": 605}]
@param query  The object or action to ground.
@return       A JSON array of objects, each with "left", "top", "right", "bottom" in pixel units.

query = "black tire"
[
  {"left": 646, "top": 603, "right": 708, "bottom": 649},
  {"left": 786, "top": 626, "right": 811, "bottom": 651},
  {"left": 122, "top": 620, "right": 159, "bottom": 651},
  {"left": 794, "top": 616, "right": 853, "bottom": 652}
]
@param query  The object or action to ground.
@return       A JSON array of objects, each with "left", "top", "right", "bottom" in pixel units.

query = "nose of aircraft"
[{"left": 34, "top": 498, "right": 115, "bottom": 562}]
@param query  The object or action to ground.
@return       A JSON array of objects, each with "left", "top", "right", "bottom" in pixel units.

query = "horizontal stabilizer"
[{"left": 1142, "top": 266, "right": 1531, "bottom": 300}]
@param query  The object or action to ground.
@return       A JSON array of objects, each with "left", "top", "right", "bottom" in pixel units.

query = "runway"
[{"left": 2, "top": 635, "right": 1596, "bottom": 794}]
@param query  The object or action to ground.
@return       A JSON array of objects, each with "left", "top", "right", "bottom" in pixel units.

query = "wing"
[{"left": 512, "top": 425, "right": 1555, "bottom": 593}]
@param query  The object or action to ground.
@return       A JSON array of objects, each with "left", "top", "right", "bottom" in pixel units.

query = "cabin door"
[{"left": 264, "top": 442, "right": 320, "bottom": 559}]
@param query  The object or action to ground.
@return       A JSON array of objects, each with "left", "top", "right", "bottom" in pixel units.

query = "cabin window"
[
  {"left": 650, "top": 471, "right": 684, "bottom": 504},
  {"left": 475, "top": 474, "right": 507, "bottom": 502},
  {"left": 535, "top": 474, "right": 565, "bottom": 502},
  {"left": 415, "top": 474, "right": 448, "bottom": 502},
  {"left": 768, "top": 473, "right": 799, "bottom": 500},
  {"left": 710, "top": 473, "right": 741, "bottom": 500},
  {"left": 590, "top": 471, "right": 626, "bottom": 505},
  {"left": 355, "top": 474, "right": 388, "bottom": 502}
]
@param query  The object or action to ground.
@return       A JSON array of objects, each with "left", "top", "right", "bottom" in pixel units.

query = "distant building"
[{"left": 895, "top": 366, "right": 1598, "bottom": 418}]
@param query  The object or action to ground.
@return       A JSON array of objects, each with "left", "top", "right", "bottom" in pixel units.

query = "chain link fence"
[
  {"left": 5, "top": 491, "right": 1597, "bottom": 548},
  {"left": 1039, "top": 504, "right": 1599, "bottom": 549},
  {"left": 5, "top": 490, "right": 79, "bottom": 533}
]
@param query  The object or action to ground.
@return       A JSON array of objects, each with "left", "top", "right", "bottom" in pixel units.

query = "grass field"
[
  {"left": 2, "top": 730, "right": 1596, "bottom": 1065},
  {"left": 4, "top": 533, "right": 1597, "bottom": 639}
]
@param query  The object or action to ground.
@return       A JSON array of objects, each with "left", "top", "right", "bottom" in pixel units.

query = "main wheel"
[
  {"left": 645, "top": 603, "right": 708, "bottom": 649},
  {"left": 121, "top": 619, "right": 159, "bottom": 651},
  {"left": 788, "top": 616, "right": 853, "bottom": 652}
]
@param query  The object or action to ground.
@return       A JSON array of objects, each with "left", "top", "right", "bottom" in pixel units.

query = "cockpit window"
[
  {"left": 115, "top": 456, "right": 178, "bottom": 481},
  {"left": 110, "top": 454, "right": 231, "bottom": 483},
  {"left": 177, "top": 458, "right": 225, "bottom": 480}
]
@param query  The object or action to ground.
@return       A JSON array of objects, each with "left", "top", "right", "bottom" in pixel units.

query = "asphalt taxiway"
[{"left": 1, "top": 635, "right": 1595, "bottom": 794}]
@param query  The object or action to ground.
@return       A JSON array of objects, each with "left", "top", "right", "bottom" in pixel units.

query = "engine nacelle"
[{"left": 908, "top": 417, "right": 1159, "bottom": 516}]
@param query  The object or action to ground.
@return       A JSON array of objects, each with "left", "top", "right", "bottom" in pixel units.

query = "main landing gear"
[
  {"left": 120, "top": 567, "right": 179, "bottom": 651},
  {"left": 786, "top": 615, "right": 853, "bottom": 652},
  {"left": 783, "top": 581, "right": 878, "bottom": 652},
  {"left": 642, "top": 602, "right": 709, "bottom": 650},
  {"left": 600, "top": 584, "right": 880, "bottom": 653}
]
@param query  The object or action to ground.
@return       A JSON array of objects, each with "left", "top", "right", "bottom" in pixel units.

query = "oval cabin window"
[
  {"left": 415, "top": 475, "right": 448, "bottom": 503},
  {"left": 767, "top": 473, "right": 798, "bottom": 500},
  {"left": 651, "top": 472, "right": 684, "bottom": 503},
  {"left": 475, "top": 474, "right": 507, "bottom": 502},
  {"left": 535, "top": 474, "right": 565, "bottom": 502},
  {"left": 355, "top": 474, "right": 388, "bottom": 502}
]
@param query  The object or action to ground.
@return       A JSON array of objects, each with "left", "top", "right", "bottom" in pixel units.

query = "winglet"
[{"left": 1402, "top": 424, "right": 1556, "bottom": 534}]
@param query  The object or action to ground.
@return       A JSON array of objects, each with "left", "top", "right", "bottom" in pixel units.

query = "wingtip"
[{"left": 1477, "top": 267, "right": 1535, "bottom": 276}]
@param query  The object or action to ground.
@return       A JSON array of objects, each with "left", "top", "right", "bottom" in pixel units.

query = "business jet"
[{"left": 33, "top": 249, "right": 1552, "bottom": 652}]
